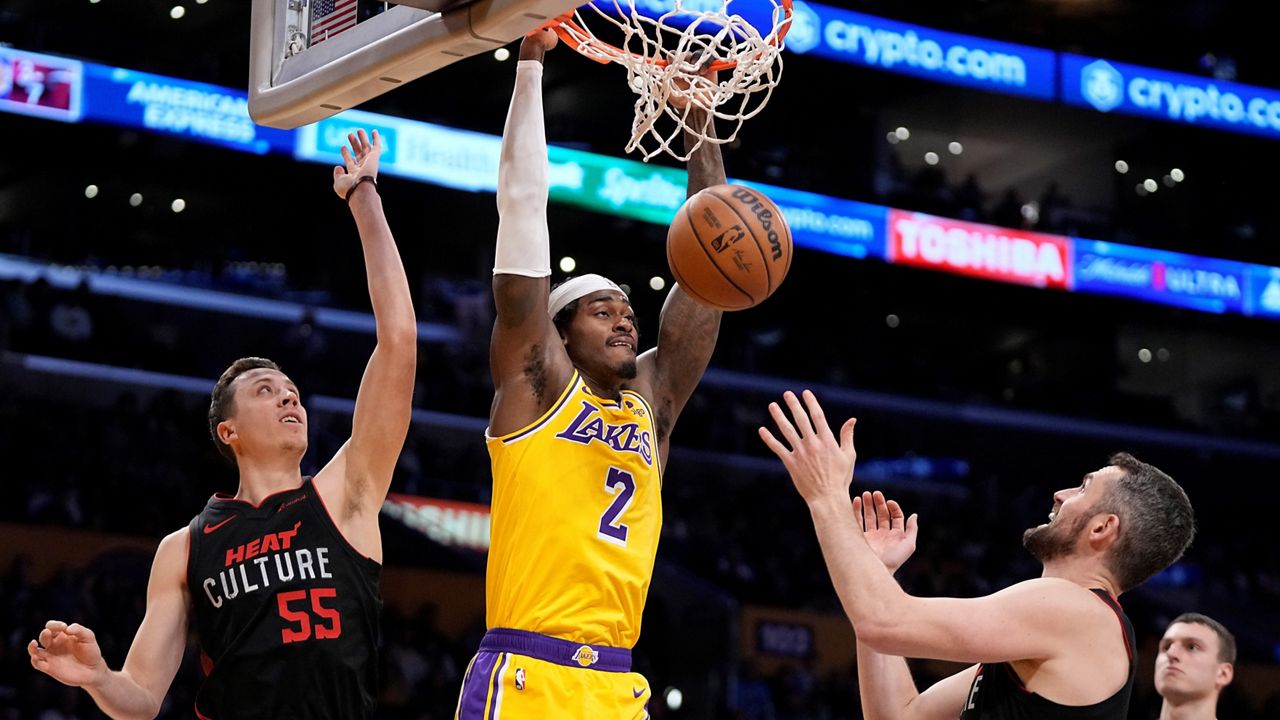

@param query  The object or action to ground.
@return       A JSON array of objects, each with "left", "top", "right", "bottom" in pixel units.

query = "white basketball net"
[{"left": 553, "top": 0, "right": 790, "bottom": 162}]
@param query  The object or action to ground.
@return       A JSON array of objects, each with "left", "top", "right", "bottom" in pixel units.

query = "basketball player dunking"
[
  {"left": 454, "top": 29, "right": 724, "bottom": 718},
  {"left": 28, "top": 129, "right": 416, "bottom": 720},
  {"left": 760, "top": 390, "right": 1196, "bottom": 720}
]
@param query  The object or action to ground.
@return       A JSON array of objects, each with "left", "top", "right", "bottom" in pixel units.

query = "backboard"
[{"left": 249, "top": 0, "right": 583, "bottom": 129}]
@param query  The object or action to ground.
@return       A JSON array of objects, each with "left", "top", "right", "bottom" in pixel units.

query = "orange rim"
[{"left": 544, "top": 0, "right": 793, "bottom": 72}]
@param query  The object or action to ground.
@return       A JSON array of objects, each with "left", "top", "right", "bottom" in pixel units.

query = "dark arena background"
[{"left": 3, "top": 0, "right": 1279, "bottom": 717}]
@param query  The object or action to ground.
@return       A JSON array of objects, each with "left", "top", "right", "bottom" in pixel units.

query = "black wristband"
[{"left": 345, "top": 175, "right": 378, "bottom": 203}]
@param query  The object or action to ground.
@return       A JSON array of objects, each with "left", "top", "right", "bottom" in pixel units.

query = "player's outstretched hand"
[
  {"left": 28, "top": 620, "right": 108, "bottom": 688},
  {"left": 759, "top": 390, "right": 857, "bottom": 506},
  {"left": 854, "top": 490, "right": 918, "bottom": 574},
  {"left": 332, "top": 128, "right": 382, "bottom": 200}
]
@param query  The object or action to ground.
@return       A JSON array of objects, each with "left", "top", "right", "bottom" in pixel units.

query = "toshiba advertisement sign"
[
  {"left": 382, "top": 494, "right": 490, "bottom": 552},
  {"left": 887, "top": 211, "right": 1073, "bottom": 290}
]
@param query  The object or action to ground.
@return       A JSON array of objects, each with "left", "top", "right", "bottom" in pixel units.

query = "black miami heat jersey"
[
  {"left": 960, "top": 589, "right": 1135, "bottom": 720},
  {"left": 186, "top": 478, "right": 382, "bottom": 719}
]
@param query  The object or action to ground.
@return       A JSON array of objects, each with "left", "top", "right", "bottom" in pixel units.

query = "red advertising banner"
[
  {"left": 888, "top": 210, "right": 1073, "bottom": 289},
  {"left": 382, "top": 494, "right": 491, "bottom": 552},
  {"left": 0, "top": 48, "right": 83, "bottom": 123}
]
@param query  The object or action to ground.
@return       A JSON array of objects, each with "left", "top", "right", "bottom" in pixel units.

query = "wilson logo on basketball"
[
  {"left": 710, "top": 226, "right": 746, "bottom": 253},
  {"left": 730, "top": 188, "right": 785, "bottom": 261}
]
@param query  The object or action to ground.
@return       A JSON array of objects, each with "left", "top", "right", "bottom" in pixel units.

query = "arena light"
[
  {"left": 1162, "top": 174, "right": 1176, "bottom": 188},
  {"left": 1115, "top": 160, "right": 1129, "bottom": 174},
  {"left": 494, "top": 48, "right": 511, "bottom": 61},
  {"left": 1138, "top": 348, "right": 1152, "bottom": 363},
  {"left": 924, "top": 151, "right": 939, "bottom": 165},
  {"left": 559, "top": 256, "right": 576, "bottom": 273},
  {"left": 665, "top": 687, "right": 683, "bottom": 711},
  {"left": 84, "top": 185, "right": 99, "bottom": 199},
  {"left": 1157, "top": 347, "right": 1171, "bottom": 362},
  {"left": 886, "top": 132, "right": 900, "bottom": 145},
  {"left": 1171, "top": 168, "right": 1185, "bottom": 182},
  {"left": 171, "top": 198, "right": 186, "bottom": 213},
  {"left": 948, "top": 141, "right": 963, "bottom": 155},
  {"left": 649, "top": 276, "right": 665, "bottom": 291},
  {"left": 886, "top": 314, "right": 900, "bottom": 328},
  {"left": 1143, "top": 178, "right": 1158, "bottom": 193},
  {"left": 170, "top": 5, "right": 185, "bottom": 19},
  {"left": 894, "top": 126, "right": 910, "bottom": 140},
  {"left": 129, "top": 192, "right": 143, "bottom": 207}
]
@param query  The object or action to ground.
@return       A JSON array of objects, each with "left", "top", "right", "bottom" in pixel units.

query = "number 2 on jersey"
[{"left": 597, "top": 467, "right": 635, "bottom": 546}]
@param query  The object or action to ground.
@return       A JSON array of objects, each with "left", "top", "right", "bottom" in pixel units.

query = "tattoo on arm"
[{"left": 653, "top": 287, "right": 721, "bottom": 441}]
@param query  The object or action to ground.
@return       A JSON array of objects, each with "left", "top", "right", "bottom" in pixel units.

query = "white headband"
[{"left": 548, "top": 274, "right": 628, "bottom": 318}]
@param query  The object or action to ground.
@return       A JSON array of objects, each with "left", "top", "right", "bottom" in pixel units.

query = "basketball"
[{"left": 667, "top": 183, "right": 793, "bottom": 311}]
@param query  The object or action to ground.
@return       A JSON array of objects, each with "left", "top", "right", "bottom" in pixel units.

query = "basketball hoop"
[{"left": 548, "top": 0, "right": 792, "bottom": 161}]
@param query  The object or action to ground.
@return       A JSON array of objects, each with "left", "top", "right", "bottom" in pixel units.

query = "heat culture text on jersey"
[
  {"left": 554, "top": 400, "right": 655, "bottom": 465},
  {"left": 200, "top": 520, "right": 334, "bottom": 608}
]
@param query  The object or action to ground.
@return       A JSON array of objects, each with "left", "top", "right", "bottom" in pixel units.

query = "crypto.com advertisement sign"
[
  {"left": 780, "top": 2, "right": 1056, "bottom": 100},
  {"left": 1062, "top": 53, "right": 1280, "bottom": 140}
]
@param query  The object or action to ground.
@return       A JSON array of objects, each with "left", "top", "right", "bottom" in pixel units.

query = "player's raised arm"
[
  {"left": 29, "top": 529, "right": 190, "bottom": 720},
  {"left": 850, "top": 491, "right": 975, "bottom": 720},
  {"left": 316, "top": 128, "right": 417, "bottom": 559},
  {"left": 489, "top": 29, "right": 575, "bottom": 435},
  {"left": 637, "top": 97, "right": 724, "bottom": 462},
  {"left": 759, "top": 391, "right": 1098, "bottom": 664}
]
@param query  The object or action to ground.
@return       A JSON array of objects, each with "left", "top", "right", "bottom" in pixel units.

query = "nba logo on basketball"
[
  {"left": 710, "top": 226, "right": 745, "bottom": 253},
  {"left": 574, "top": 646, "right": 600, "bottom": 667}
]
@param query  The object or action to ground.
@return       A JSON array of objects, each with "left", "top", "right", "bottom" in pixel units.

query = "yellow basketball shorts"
[{"left": 455, "top": 628, "right": 650, "bottom": 719}]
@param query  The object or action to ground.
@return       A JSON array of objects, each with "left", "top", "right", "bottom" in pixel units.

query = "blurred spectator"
[
  {"left": 954, "top": 173, "right": 987, "bottom": 222},
  {"left": 47, "top": 280, "right": 94, "bottom": 355},
  {"left": 990, "top": 187, "right": 1026, "bottom": 229},
  {"left": 732, "top": 661, "right": 777, "bottom": 720}
]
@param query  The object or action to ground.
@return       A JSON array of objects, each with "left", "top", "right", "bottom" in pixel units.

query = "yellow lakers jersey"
[{"left": 485, "top": 370, "right": 662, "bottom": 649}]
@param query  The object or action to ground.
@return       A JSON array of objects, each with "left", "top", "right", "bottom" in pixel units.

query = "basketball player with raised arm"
[
  {"left": 1155, "top": 613, "right": 1235, "bottom": 720},
  {"left": 28, "top": 129, "right": 416, "bottom": 720},
  {"left": 454, "top": 29, "right": 725, "bottom": 718},
  {"left": 759, "top": 390, "right": 1196, "bottom": 720}
]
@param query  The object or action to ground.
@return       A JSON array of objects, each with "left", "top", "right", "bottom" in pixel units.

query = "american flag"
[{"left": 310, "top": 0, "right": 359, "bottom": 45}]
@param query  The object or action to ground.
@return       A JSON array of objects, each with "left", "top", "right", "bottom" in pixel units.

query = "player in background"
[{"left": 1154, "top": 613, "right": 1235, "bottom": 720}]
